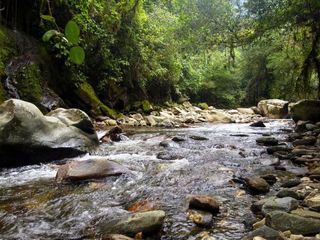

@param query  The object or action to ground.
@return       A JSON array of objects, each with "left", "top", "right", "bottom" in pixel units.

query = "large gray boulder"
[
  {"left": 289, "top": 99, "right": 320, "bottom": 122},
  {"left": 257, "top": 99, "right": 289, "bottom": 119},
  {"left": 0, "top": 99, "right": 98, "bottom": 167}
]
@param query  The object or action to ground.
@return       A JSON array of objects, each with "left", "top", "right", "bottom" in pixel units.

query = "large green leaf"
[
  {"left": 69, "top": 46, "right": 85, "bottom": 64},
  {"left": 42, "top": 30, "right": 59, "bottom": 42},
  {"left": 65, "top": 20, "right": 80, "bottom": 45}
]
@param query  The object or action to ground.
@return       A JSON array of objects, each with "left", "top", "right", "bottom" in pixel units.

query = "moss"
[
  {"left": 142, "top": 100, "right": 153, "bottom": 113},
  {"left": 14, "top": 64, "right": 43, "bottom": 104},
  {"left": 198, "top": 102, "right": 209, "bottom": 110},
  {"left": 0, "top": 26, "right": 17, "bottom": 103},
  {"left": 0, "top": 83, "right": 6, "bottom": 103},
  {"left": 77, "top": 81, "right": 118, "bottom": 119}
]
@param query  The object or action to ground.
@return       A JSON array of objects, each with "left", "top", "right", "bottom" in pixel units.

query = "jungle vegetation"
[{"left": 0, "top": 0, "right": 319, "bottom": 113}]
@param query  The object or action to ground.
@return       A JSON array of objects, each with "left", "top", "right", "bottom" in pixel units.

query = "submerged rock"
[
  {"left": 250, "top": 121, "right": 266, "bottom": 127},
  {"left": 96, "top": 210, "right": 166, "bottom": 236},
  {"left": 102, "top": 234, "right": 134, "bottom": 240},
  {"left": 0, "top": 99, "right": 98, "bottom": 167},
  {"left": 187, "top": 209, "right": 213, "bottom": 227},
  {"left": 55, "top": 158, "right": 128, "bottom": 182},
  {"left": 256, "top": 137, "right": 278, "bottom": 146}
]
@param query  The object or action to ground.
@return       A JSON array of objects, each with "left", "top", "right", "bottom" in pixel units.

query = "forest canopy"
[{"left": 0, "top": 0, "right": 319, "bottom": 111}]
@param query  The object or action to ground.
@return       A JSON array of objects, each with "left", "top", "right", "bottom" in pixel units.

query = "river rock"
[
  {"left": 245, "top": 177, "right": 270, "bottom": 194},
  {"left": 190, "top": 135, "right": 209, "bottom": 141},
  {"left": 188, "top": 195, "right": 220, "bottom": 214},
  {"left": 261, "top": 197, "right": 299, "bottom": 215},
  {"left": 55, "top": 159, "right": 128, "bottom": 182},
  {"left": 276, "top": 189, "right": 300, "bottom": 200},
  {"left": 0, "top": 99, "right": 99, "bottom": 167},
  {"left": 256, "top": 137, "right": 278, "bottom": 146},
  {"left": 187, "top": 209, "right": 213, "bottom": 227},
  {"left": 289, "top": 100, "right": 320, "bottom": 122},
  {"left": 280, "top": 179, "right": 301, "bottom": 188},
  {"left": 96, "top": 210, "right": 166, "bottom": 236},
  {"left": 292, "top": 136, "right": 317, "bottom": 146},
  {"left": 257, "top": 99, "right": 289, "bottom": 119},
  {"left": 304, "top": 191, "right": 320, "bottom": 211},
  {"left": 103, "top": 234, "right": 134, "bottom": 240},
  {"left": 172, "top": 136, "right": 186, "bottom": 142},
  {"left": 266, "top": 211, "right": 320, "bottom": 235},
  {"left": 237, "top": 108, "right": 255, "bottom": 115},
  {"left": 291, "top": 208, "right": 320, "bottom": 220},
  {"left": 202, "top": 110, "right": 232, "bottom": 123},
  {"left": 266, "top": 145, "right": 292, "bottom": 154},
  {"left": 243, "top": 225, "right": 285, "bottom": 240},
  {"left": 250, "top": 121, "right": 266, "bottom": 127}
]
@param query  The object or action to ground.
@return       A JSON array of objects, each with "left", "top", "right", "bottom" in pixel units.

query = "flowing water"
[{"left": 0, "top": 120, "right": 296, "bottom": 240}]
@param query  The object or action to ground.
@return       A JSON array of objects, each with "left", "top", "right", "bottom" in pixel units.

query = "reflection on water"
[{"left": 0, "top": 120, "right": 294, "bottom": 239}]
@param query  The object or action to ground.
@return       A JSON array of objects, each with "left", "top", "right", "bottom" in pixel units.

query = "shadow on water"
[{"left": 0, "top": 120, "right": 294, "bottom": 239}]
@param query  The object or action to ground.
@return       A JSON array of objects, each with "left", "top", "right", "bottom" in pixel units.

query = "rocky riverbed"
[{"left": 0, "top": 99, "right": 320, "bottom": 240}]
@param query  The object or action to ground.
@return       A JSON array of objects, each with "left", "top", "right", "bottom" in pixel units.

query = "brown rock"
[
  {"left": 188, "top": 195, "right": 220, "bottom": 214},
  {"left": 245, "top": 177, "right": 270, "bottom": 194}
]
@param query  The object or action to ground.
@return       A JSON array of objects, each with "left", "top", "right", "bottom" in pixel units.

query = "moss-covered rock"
[
  {"left": 198, "top": 102, "right": 209, "bottom": 110},
  {"left": 77, "top": 81, "right": 118, "bottom": 119},
  {"left": 0, "top": 26, "right": 17, "bottom": 103},
  {"left": 14, "top": 64, "right": 43, "bottom": 104}
]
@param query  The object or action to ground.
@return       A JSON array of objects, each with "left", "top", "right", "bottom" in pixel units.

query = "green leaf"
[
  {"left": 40, "top": 15, "right": 56, "bottom": 22},
  {"left": 69, "top": 46, "right": 85, "bottom": 64},
  {"left": 65, "top": 20, "right": 80, "bottom": 44},
  {"left": 42, "top": 30, "right": 59, "bottom": 42}
]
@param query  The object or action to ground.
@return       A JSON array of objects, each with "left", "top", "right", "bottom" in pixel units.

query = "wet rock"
[
  {"left": 55, "top": 159, "right": 128, "bottom": 182},
  {"left": 156, "top": 152, "right": 183, "bottom": 160},
  {"left": 250, "top": 121, "right": 266, "bottom": 127},
  {"left": 251, "top": 197, "right": 276, "bottom": 213},
  {"left": 306, "top": 123, "right": 318, "bottom": 131},
  {"left": 261, "top": 197, "right": 299, "bottom": 215},
  {"left": 289, "top": 100, "right": 320, "bottom": 122},
  {"left": 261, "top": 175, "right": 277, "bottom": 185},
  {"left": 308, "top": 167, "right": 320, "bottom": 181},
  {"left": 291, "top": 208, "right": 320, "bottom": 220},
  {"left": 252, "top": 218, "right": 265, "bottom": 230},
  {"left": 304, "top": 191, "right": 320, "bottom": 211},
  {"left": 171, "top": 136, "right": 186, "bottom": 142},
  {"left": 266, "top": 146, "right": 292, "bottom": 154},
  {"left": 159, "top": 140, "right": 171, "bottom": 147},
  {"left": 266, "top": 211, "right": 320, "bottom": 235},
  {"left": 127, "top": 200, "right": 158, "bottom": 213},
  {"left": 103, "top": 234, "right": 134, "bottom": 240},
  {"left": 258, "top": 99, "right": 289, "bottom": 119},
  {"left": 190, "top": 135, "right": 209, "bottom": 141},
  {"left": 245, "top": 177, "right": 270, "bottom": 194},
  {"left": 256, "top": 137, "right": 279, "bottom": 146},
  {"left": 293, "top": 137, "right": 317, "bottom": 146},
  {"left": 276, "top": 189, "right": 300, "bottom": 200},
  {"left": 243, "top": 225, "right": 285, "bottom": 240},
  {"left": 188, "top": 195, "right": 220, "bottom": 214},
  {"left": 280, "top": 179, "right": 301, "bottom": 188},
  {"left": 0, "top": 99, "right": 98, "bottom": 167},
  {"left": 102, "top": 126, "right": 123, "bottom": 142},
  {"left": 187, "top": 209, "right": 213, "bottom": 227},
  {"left": 96, "top": 210, "right": 166, "bottom": 236}
]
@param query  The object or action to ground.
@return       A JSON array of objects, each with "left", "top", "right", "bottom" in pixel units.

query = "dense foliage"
[{"left": 0, "top": 0, "right": 319, "bottom": 112}]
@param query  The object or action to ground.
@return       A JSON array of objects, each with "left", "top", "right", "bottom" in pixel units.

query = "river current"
[{"left": 0, "top": 120, "right": 295, "bottom": 239}]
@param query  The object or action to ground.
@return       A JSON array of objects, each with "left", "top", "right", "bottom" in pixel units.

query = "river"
[{"left": 0, "top": 120, "right": 295, "bottom": 239}]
